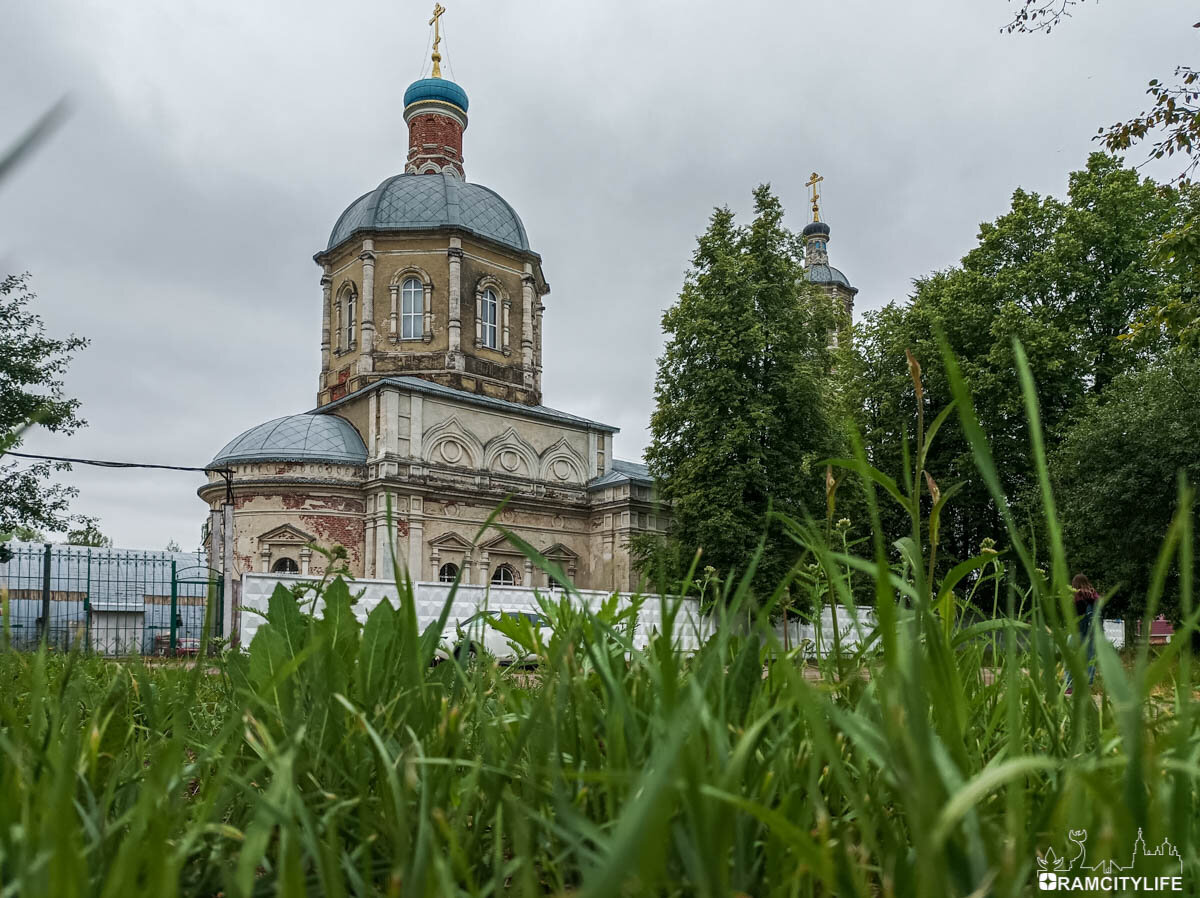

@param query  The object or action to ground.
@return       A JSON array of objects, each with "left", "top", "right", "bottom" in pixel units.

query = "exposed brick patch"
[{"left": 300, "top": 514, "right": 364, "bottom": 562}]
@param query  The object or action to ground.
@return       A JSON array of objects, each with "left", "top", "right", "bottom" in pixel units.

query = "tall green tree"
[
  {"left": 853, "top": 154, "right": 1179, "bottom": 569},
  {"left": 643, "top": 186, "right": 843, "bottom": 593},
  {"left": 1052, "top": 356, "right": 1200, "bottom": 619},
  {"left": 0, "top": 272, "right": 88, "bottom": 535}
]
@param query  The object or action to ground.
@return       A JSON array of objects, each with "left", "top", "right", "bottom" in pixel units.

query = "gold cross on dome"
[
  {"left": 805, "top": 171, "right": 824, "bottom": 222},
  {"left": 429, "top": 3, "right": 446, "bottom": 78}
]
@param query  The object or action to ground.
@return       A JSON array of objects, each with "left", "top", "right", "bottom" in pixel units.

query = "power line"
[
  {"left": 4, "top": 451, "right": 233, "bottom": 502},
  {"left": 3, "top": 450, "right": 226, "bottom": 474}
]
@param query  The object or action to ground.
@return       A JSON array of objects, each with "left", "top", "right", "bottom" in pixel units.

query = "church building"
[{"left": 199, "top": 9, "right": 855, "bottom": 592}]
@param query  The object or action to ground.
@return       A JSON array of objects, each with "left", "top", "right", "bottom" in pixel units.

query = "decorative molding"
[
  {"left": 483, "top": 427, "right": 539, "bottom": 479},
  {"left": 422, "top": 415, "right": 484, "bottom": 470},
  {"left": 429, "top": 530, "right": 473, "bottom": 550},
  {"left": 258, "top": 523, "right": 317, "bottom": 545},
  {"left": 539, "top": 437, "right": 588, "bottom": 484}
]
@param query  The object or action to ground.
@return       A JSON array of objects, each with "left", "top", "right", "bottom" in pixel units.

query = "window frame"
[
  {"left": 480, "top": 287, "right": 498, "bottom": 349},
  {"left": 490, "top": 563, "right": 517, "bottom": 586},
  {"left": 401, "top": 276, "right": 423, "bottom": 340}
]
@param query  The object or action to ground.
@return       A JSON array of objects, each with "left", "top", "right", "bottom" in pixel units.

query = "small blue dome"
[
  {"left": 328, "top": 172, "right": 529, "bottom": 252},
  {"left": 803, "top": 221, "right": 831, "bottom": 238},
  {"left": 211, "top": 414, "right": 366, "bottom": 467},
  {"left": 403, "top": 77, "right": 469, "bottom": 113}
]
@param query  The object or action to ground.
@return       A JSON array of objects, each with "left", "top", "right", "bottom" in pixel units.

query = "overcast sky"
[{"left": 2, "top": 0, "right": 1192, "bottom": 550}]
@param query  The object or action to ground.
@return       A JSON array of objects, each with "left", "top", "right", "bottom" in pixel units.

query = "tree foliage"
[
  {"left": 853, "top": 154, "right": 1180, "bottom": 574},
  {"left": 66, "top": 520, "right": 112, "bottom": 548},
  {"left": 643, "top": 186, "right": 845, "bottom": 593},
  {"left": 0, "top": 272, "right": 88, "bottom": 535},
  {"left": 1051, "top": 356, "right": 1200, "bottom": 618}
]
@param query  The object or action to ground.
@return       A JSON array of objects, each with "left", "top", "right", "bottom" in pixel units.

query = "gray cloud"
[{"left": 2, "top": 0, "right": 1192, "bottom": 548}]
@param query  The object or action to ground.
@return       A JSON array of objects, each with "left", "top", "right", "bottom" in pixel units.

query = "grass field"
[{"left": 0, "top": 347, "right": 1196, "bottom": 896}]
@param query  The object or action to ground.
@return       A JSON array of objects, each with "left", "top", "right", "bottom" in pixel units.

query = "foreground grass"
[
  {"left": 0, "top": 568, "right": 1195, "bottom": 897},
  {"left": 1, "top": 343, "right": 1197, "bottom": 896}
]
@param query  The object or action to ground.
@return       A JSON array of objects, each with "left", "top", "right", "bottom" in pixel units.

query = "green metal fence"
[{"left": 0, "top": 543, "right": 222, "bottom": 656}]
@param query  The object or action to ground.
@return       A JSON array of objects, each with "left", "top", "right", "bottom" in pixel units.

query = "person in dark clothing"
[{"left": 1066, "top": 573, "right": 1099, "bottom": 693}]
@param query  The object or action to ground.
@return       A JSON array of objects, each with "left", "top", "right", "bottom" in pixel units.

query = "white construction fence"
[{"left": 238, "top": 574, "right": 1127, "bottom": 657}]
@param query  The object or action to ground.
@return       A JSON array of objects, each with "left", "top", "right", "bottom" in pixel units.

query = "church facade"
[
  {"left": 199, "top": 17, "right": 856, "bottom": 592},
  {"left": 199, "top": 40, "right": 665, "bottom": 590}
]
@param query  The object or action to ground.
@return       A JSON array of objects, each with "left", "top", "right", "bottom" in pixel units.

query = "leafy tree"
[
  {"left": 65, "top": 519, "right": 111, "bottom": 548},
  {"left": 1052, "top": 356, "right": 1200, "bottom": 619},
  {"left": 853, "top": 154, "right": 1179, "bottom": 569},
  {"left": 642, "top": 185, "right": 844, "bottom": 594},
  {"left": 11, "top": 525, "right": 46, "bottom": 542},
  {"left": 0, "top": 273, "right": 88, "bottom": 535},
  {"left": 1006, "top": 1, "right": 1200, "bottom": 345}
]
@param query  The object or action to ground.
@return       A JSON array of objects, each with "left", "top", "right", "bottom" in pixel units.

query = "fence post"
[
  {"left": 84, "top": 549, "right": 92, "bottom": 653},
  {"left": 222, "top": 503, "right": 234, "bottom": 644},
  {"left": 169, "top": 560, "right": 178, "bottom": 656},
  {"left": 39, "top": 543, "right": 51, "bottom": 646}
]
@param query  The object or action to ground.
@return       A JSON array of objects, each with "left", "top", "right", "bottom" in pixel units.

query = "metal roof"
[
  {"left": 403, "top": 77, "right": 469, "bottom": 112},
  {"left": 806, "top": 263, "right": 857, "bottom": 292},
  {"left": 327, "top": 172, "right": 529, "bottom": 252},
  {"left": 588, "top": 458, "right": 654, "bottom": 488},
  {"left": 211, "top": 414, "right": 367, "bottom": 468},
  {"left": 314, "top": 376, "right": 620, "bottom": 433}
]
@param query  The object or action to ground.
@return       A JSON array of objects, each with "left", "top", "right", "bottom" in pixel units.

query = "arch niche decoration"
[
  {"left": 483, "top": 427, "right": 539, "bottom": 480},
  {"left": 539, "top": 437, "right": 588, "bottom": 485},
  {"left": 423, "top": 416, "right": 484, "bottom": 470}
]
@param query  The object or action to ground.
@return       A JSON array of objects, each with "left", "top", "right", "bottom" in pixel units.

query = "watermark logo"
[{"left": 1036, "top": 829, "right": 1183, "bottom": 893}]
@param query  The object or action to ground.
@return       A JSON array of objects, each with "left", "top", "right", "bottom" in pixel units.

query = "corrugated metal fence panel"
[
  {"left": 240, "top": 575, "right": 712, "bottom": 652},
  {"left": 0, "top": 543, "right": 216, "bottom": 655},
  {"left": 239, "top": 575, "right": 1131, "bottom": 658}
]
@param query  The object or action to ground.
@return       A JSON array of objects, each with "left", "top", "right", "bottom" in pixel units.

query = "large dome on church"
[
  {"left": 211, "top": 414, "right": 366, "bottom": 467},
  {"left": 327, "top": 172, "right": 529, "bottom": 252}
]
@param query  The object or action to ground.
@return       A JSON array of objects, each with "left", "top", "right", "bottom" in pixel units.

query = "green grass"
[{"left": 0, "top": 342, "right": 1197, "bottom": 896}]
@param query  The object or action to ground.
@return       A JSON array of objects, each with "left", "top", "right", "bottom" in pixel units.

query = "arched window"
[
  {"left": 401, "top": 277, "right": 423, "bottom": 339},
  {"left": 272, "top": 557, "right": 299, "bottom": 573},
  {"left": 481, "top": 288, "right": 498, "bottom": 349},
  {"left": 490, "top": 563, "right": 517, "bottom": 586},
  {"left": 438, "top": 562, "right": 459, "bottom": 583},
  {"left": 345, "top": 289, "right": 357, "bottom": 348}
]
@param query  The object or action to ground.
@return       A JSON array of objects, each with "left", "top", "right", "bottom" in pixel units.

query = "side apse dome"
[
  {"left": 211, "top": 414, "right": 367, "bottom": 467},
  {"left": 327, "top": 172, "right": 530, "bottom": 253}
]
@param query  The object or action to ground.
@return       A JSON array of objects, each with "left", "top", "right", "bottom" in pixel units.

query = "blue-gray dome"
[
  {"left": 803, "top": 220, "right": 831, "bottom": 238},
  {"left": 211, "top": 414, "right": 366, "bottom": 467},
  {"left": 806, "top": 264, "right": 855, "bottom": 291},
  {"left": 327, "top": 173, "right": 529, "bottom": 252},
  {"left": 403, "top": 77, "right": 469, "bottom": 113}
]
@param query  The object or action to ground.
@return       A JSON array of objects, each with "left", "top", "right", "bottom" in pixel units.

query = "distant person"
[{"left": 1066, "top": 573, "right": 1100, "bottom": 694}]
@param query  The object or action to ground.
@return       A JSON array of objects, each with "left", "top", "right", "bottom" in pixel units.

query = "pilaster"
[
  {"left": 521, "top": 266, "right": 534, "bottom": 389},
  {"left": 359, "top": 240, "right": 376, "bottom": 374},
  {"left": 319, "top": 268, "right": 332, "bottom": 388},
  {"left": 447, "top": 238, "right": 463, "bottom": 364},
  {"left": 408, "top": 495, "right": 424, "bottom": 580}
]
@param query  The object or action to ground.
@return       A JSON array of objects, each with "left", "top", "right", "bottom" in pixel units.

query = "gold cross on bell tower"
[
  {"left": 805, "top": 171, "right": 824, "bottom": 223},
  {"left": 429, "top": 3, "right": 446, "bottom": 78}
]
